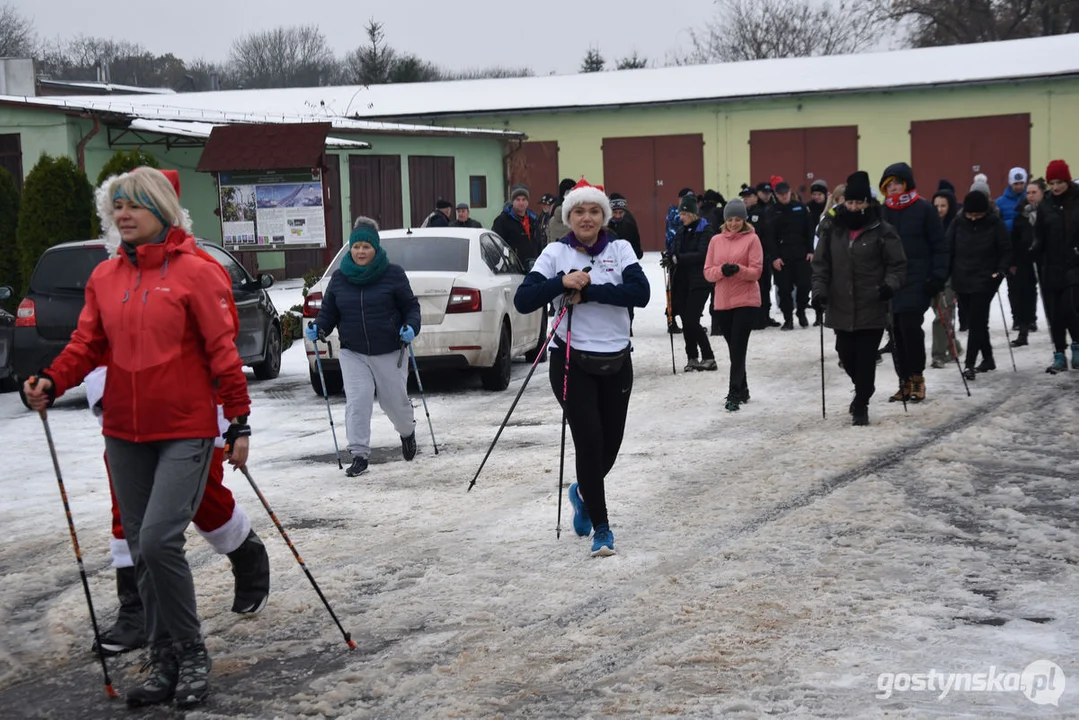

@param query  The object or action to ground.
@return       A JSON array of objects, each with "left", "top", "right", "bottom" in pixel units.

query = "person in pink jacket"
[{"left": 704, "top": 198, "right": 764, "bottom": 411}]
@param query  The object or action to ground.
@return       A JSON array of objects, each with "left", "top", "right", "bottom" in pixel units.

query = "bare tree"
[
  {"left": 679, "top": 0, "right": 891, "bottom": 63},
  {"left": 889, "top": 0, "right": 1077, "bottom": 46},
  {"left": 0, "top": 4, "right": 34, "bottom": 58},
  {"left": 616, "top": 51, "right": 649, "bottom": 70},
  {"left": 229, "top": 24, "right": 340, "bottom": 89}
]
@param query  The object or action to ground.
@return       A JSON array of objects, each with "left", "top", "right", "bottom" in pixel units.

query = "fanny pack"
[{"left": 553, "top": 339, "right": 631, "bottom": 376}]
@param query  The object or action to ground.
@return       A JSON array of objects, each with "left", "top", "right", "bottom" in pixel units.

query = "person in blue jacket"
[
  {"left": 997, "top": 167, "right": 1036, "bottom": 333},
  {"left": 307, "top": 218, "right": 422, "bottom": 477}
]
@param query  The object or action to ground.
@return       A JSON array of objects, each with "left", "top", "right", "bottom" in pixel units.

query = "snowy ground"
[{"left": 0, "top": 253, "right": 1076, "bottom": 719}]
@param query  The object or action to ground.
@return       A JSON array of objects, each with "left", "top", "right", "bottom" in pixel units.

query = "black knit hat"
[
  {"left": 558, "top": 178, "right": 576, "bottom": 198},
  {"left": 436, "top": 198, "right": 453, "bottom": 209},
  {"left": 678, "top": 194, "right": 699, "bottom": 215},
  {"left": 810, "top": 179, "right": 828, "bottom": 193},
  {"left": 678, "top": 187, "right": 695, "bottom": 199},
  {"left": 962, "top": 190, "right": 990, "bottom": 214},
  {"left": 738, "top": 184, "right": 756, "bottom": 198},
  {"left": 845, "top": 171, "right": 872, "bottom": 202}
]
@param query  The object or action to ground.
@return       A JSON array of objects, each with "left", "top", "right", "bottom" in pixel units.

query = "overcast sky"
[{"left": 15, "top": 0, "right": 721, "bottom": 75}]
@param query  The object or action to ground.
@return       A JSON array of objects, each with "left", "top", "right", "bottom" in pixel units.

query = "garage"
[
  {"left": 911, "top": 114, "right": 1031, "bottom": 193},
  {"left": 602, "top": 134, "right": 704, "bottom": 253},
  {"left": 408, "top": 155, "right": 456, "bottom": 226},
  {"left": 508, "top": 140, "right": 559, "bottom": 215},
  {"left": 749, "top": 126, "right": 859, "bottom": 197},
  {"left": 350, "top": 154, "right": 404, "bottom": 231}
]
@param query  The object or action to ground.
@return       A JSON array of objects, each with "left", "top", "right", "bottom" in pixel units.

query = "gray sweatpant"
[
  {"left": 339, "top": 347, "right": 415, "bottom": 458},
  {"left": 105, "top": 437, "right": 213, "bottom": 645}
]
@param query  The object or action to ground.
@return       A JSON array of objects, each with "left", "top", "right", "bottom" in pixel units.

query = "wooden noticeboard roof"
[{"left": 197, "top": 122, "right": 331, "bottom": 173}]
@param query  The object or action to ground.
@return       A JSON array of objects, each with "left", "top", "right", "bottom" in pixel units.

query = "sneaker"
[
  {"left": 93, "top": 567, "right": 145, "bottom": 656},
  {"left": 227, "top": 530, "right": 270, "bottom": 614},
  {"left": 797, "top": 311, "right": 809, "bottom": 328},
  {"left": 699, "top": 358, "right": 718, "bottom": 371},
  {"left": 174, "top": 639, "right": 212, "bottom": 709},
  {"left": 126, "top": 643, "right": 178, "bottom": 708},
  {"left": 684, "top": 359, "right": 702, "bottom": 372},
  {"left": 568, "top": 482, "right": 592, "bottom": 537},
  {"left": 401, "top": 431, "right": 417, "bottom": 461},
  {"left": 345, "top": 457, "right": 369, "bottom": 477},
  {"left": 975, "top": 359, "right": 996, "bottom": 373},
  {"left": 1047, "top": 352, "right": 1068, "bottom": 374},
  {"left": 591, "top": 524, "right": 616, "bottom": 557},
  {"left": 724, "top": 397, "right": 740, "bottom": 412},
  {"left": 963, "top": 367, "right": 977, "bottom": 381}
]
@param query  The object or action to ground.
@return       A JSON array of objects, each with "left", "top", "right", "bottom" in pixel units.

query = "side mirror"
[
  {"left": 0, "top": 286, "right": 11, "bottom": 301},
  {"left": 257, "top": 273, "right": 274, "bottom": 289}
]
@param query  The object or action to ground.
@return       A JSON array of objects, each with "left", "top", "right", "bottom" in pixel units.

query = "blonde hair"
[
  {"left": 827, "top": 184, "right": 846, "bottom": 209},
  {"left": 96, "top": 167, "right": 191, "bottom": 251}
]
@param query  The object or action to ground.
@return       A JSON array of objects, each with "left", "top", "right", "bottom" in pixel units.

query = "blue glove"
[
  {"left": 399, "top": 325, "right": 416, "bottom": 343},
  {"left": 305, "top": 325, "right": 320, "bottom": 342}
]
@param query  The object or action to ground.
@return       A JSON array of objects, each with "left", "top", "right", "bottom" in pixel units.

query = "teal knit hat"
[{"left": 349, "top": 216, "right": 380, "bottom": 250}]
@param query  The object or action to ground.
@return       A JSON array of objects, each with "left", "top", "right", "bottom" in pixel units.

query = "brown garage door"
[
  {"left": 350, "top": 154, "right": 403, "bottom": 230},
  {"left": 911, "top": 114, "right": 1030, "bottom": 196},
  {"left": 602, "top": 134, "right": 704, "bottom": 252},
  {"left": 408, "top": 156, "right": 456, "bottom": 227},
  {"left": 508, "top": 141, "right": 559, "bottom": 215},
  {"left": 750, "top": 126, "right": 858, "bottom": 196}
]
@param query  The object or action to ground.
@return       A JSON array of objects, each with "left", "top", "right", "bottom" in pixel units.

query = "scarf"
[
  {"left": 885, "top": 189, "right": 920, "bottom": 210},
  {"left": 340, "top": 246, "right": 390, "bottom": 286},
  {"left": 564, "top": 229, "right": 610, "bottom": 257}
]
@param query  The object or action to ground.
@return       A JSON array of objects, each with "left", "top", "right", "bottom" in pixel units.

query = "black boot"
[
  {"left": 851, "top": 400, "right": 869, "bottom": 426},
  {"left": 401, "top": 431, "right": 417, "bottom": 461},
  {"left": 1011, "top": 327, "right": 1029, "bottom": 347},
  {"left": 781, "top": 314, "right": 794, "bottom": 331},
  {"left": 174, "top": 639, "right": 212, "bottom": 709},
  {"left": 812, "top": 311, "right": 822, "bottom": 327},
  {"left": 345, "top": 457, "right": 369, "bottom": 477},
  {"left": 797, "top": 310, "right": 809, "bottom": 328},
  {"left": 228, "top": 530, "right": 270, "bottom": 614},
  {"left": 126, "top": 642, "right": 178, "bottom": 707},
  {"left": 93, "top": 566, "right": 146, "bottom": 656}
]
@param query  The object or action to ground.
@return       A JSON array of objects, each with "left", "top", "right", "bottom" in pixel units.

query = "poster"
[{"left": 218, "top": 170, "right": 326, "bottom": 251}]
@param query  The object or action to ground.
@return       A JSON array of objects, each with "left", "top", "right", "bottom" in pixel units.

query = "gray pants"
[
  {"left": 339, "top": 347, "right": 415, "bottom": 458},
  {"left": 105, "top": 437, "right": 212, "bottom": 645},
  {"left": 931, "top": 288, "right": 963, "bottom": 362}
]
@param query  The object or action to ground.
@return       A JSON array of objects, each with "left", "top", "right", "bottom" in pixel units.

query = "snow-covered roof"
[
  {"left": 37, "top": 79, "right": 177, "bottom": 95},
  {"left": 16, "top": 34, "right": 1079, "bottom": 123},
  {"left": 127, "top": 118, "right": 371, "bottom": 148}
]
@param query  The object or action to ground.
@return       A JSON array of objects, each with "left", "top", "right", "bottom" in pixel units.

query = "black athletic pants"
[
  {"left": 757, "top": 263, "right": 773, "bottom": 328},
  {"left": 676, "top": 285, "right": 715, "bottom": 361},
  {"left": 715, "top": 307, "right": 755, "bottom": 398},
  {"left": 775, "top": 258, "right": 811, "bottom": 317},
  {"left": 1046, "top": 286, "right": 1079, "bottom": 352},
  {"left": 1007, "top": 262, "right": 1038, "bottom": 327},
  {"left": 890, "top": 310, "right": 927, "bottom": 378},
  {"left": 549, "top": 352, "right": 633, "bottom": 529},
  {"left": 836, "top": 328, "right": 885, "bottom": 407},
  {"left": 958, "top": 292, "right": 994, "bottom": 368}
]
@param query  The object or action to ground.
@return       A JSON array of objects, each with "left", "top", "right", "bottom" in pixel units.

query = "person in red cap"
[{"left": 1036, "top": 159, "right": 1079, "bottom": 373}]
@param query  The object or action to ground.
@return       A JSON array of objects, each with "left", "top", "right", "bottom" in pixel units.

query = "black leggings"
[
  {"left": 958, "top": 291, "right": 994, "bottom": 368},
  {"left": 836, "top": 328, "right": 885, "bottom": 406},
  {"left": 676, "top": 285, "right": 714, "bottom": 360},
  {"left": 715, "top": 307, "right": 756, "bottom": 397},
  {"left": 549, "top": 352, "right": 633, "bottom": 529},
  {"left": 1046, "top": 286, "right": 1079, "bottom": 352},
  {"left": 890, "top": 310, "right": 927, "bottom": 378},
  {"left": 1006, "top": 262, "right": 1038, "bottom": 326},
  {"left": 775, "top": 258, "right": 811, "bottom": 316}
]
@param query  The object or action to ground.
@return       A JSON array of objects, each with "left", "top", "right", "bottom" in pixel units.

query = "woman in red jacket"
[{"left": 23, "top": 167, "right": 250, "bottom": 710}]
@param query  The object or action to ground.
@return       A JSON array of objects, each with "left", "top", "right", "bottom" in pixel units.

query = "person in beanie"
[
  {"left": 1036, "top": 160, "right": 1079, "bottom": 373},
  {"left": 996, "top": 168, "right": 1033, "bottom": 332},
  {"left": 771, "top": 180, "right": 815, "bottom": 329},
  {"left": 1013, "top": 179, "right": 1047, "bottom": 349},
  {"left": 306, "top": 218, "right": 421, "bottom": 477},
  {"left": 703, "top": 198, "right": 763, "bottom": 411},
  {"left": 812, "top": 171, "right": 906, "bottom": 426},
  {"left": 879, "top": 162, "right": 948, "bottom": 404},
  {"left": 545, "top": 178, "right": 577, "bottom": 247},
  {"left": 536, "top": 193, "right": 557, "bottom": 246},
  {"left": 749, "top": 182, "right": 780, "bottom": 329},
  {"left": 451, "top": 202, "right": 482, "bottom": 228},
  {"left": 807, "top": 179, "right": 829, "bottom": 225},
  {"left": 609, "top": 196, "right": 643, "bottom": 259},
  {"left": 514, "top": 179, "right": 650, "bottom": 557},
  {"left": 492, "top": 185, "right": 540, "bottom": 263},
  {"left": 665, "top": 187, "right": 696, "bottom": 253},
  {"left": 23, "top": 167, "right": 251, "bottom": 708},
  {"left": 948, "top": 191, "right": 1012, "bottom": 380},
  {"left": 421, "top": 198, "right": 453, "bottom": 228},
  {"left": 930, "top": 181, "right": 963, "bottom": 368},
  {"left": 669, "top": 193, "right": 718, "bottom": 371}
]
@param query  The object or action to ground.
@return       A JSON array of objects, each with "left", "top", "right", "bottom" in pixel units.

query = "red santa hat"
[
  {"left": 160, "top": 168, "right": 181, "bottom": 197},
  {"left": 1046, "top": 159, "right": 1072, "bottom": 184},
  {"left": 561, "top": 178, "right": 612, "bottom": 225}
]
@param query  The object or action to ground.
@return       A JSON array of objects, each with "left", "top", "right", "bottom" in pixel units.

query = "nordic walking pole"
[
  {"left": 29, "top": 378, "right": 118, "bottom": 699},
  {"left": 236, "top": 465, "right": 356, "bottom": 650},
  {"left": 556, "top": 304, "right": 574, "bottom": 540},
  {"left": 407, "top": 343, "right": 438, "bottom": 455},
  {"left": 936, "top": 296, "right": 971, "bottom": 397},
  {"left": 819, "top": 316, "right": 826, "bottom": 419},
  {"left": 309, "top": 322, "right": 343, "bottom": 469},
  {"left": 996, "top": 286, "right": 1018, "bottom": 372},
  {"left": 466, "top": 305, "right": 569, "bottom": 491},
  {"left": 887, "top": 302, "right": 908, "bottom": 413},
  {"left": 664, "top": 264, "right": 676, "bottom": 375}
]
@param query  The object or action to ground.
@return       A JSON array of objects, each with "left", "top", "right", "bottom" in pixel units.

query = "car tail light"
[
  {"left": 303, "top": 291, "right": 322, "bottom": 318},
  {"left": 446, "top": 287, "right": 482, "bottom": 314},
  {"left": 15, "top": 298, "right": 35, "bottom": 327}
]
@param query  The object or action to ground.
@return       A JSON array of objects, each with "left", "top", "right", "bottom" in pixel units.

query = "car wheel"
[
  {"left": 310, "top": 367, "right": 344, "bottom": 396},
  {"left": 480, "top": 321, "right": 512, "bottom": 391},
  {"left": 523, "top": 310, "right": 548, "bottom": 363},
  {"left": 252, "top": 325, "right": 282, "bottom": 380}
]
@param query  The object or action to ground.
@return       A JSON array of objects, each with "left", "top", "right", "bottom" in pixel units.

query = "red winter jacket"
[{"left": 47, "top": 228, "right": 250, "bottom": 442}]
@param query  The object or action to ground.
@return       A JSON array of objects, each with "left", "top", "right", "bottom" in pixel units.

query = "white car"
[{"left": 303, "top": 227, "right": 546, "bottom": 393}]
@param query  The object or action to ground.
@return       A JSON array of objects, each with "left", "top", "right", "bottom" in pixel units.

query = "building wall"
[{"left": 441, "top": 78, "right": 1079, "bottom": 196}]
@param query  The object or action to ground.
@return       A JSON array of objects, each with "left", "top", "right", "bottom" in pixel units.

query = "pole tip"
[
  {"left": 105, "top": 684, "right": 119, "bottom": 698},
  {"left": 346, "top": 639, "right": 357, "bottom": 650}
]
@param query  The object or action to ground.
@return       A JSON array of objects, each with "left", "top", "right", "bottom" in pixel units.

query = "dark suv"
[
  {"left": 12, "top": 240, "right": 283, "bottom": 408},
  {"left": 0, "top": 286, "right": 14, "bottom": 392}
]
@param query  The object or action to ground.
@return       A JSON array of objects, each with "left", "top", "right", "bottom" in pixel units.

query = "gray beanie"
[
  {"left": 723, "top": 198, "right": 748, "bottom": 221},
  {"left": 970, "top": 179, "right": 991, "bottom": 199}
]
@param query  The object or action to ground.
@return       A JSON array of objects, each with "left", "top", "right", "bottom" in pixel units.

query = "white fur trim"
[
  {"left": 196, "top": 504, "right": 251, "bottom": 555},
  {"left": 110, "top": 537, "right": 133, "bottom": 569},
  {"left": 562, "top": 186, "right": 612, "bottom": 226}
]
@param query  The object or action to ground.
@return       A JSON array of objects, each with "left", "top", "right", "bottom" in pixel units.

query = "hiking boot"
[
  {"left": 781, "top": 317, "right": 794, "bottom": 331},
  {"left": 1072, "top": 343, "right": 1079, "bottom": 369},
  {"left": 227, "top": 530, "right": 270, "bottom": 615},
  {"left": 590, "top": 524, "right": 616, "bottom": 557},
  {"left": 126, "top": 642, "right": 178, "bottom": 708},
  {"left": 568, "top": 482, "right": 592, "bottom": 537},
  {"left": 975, "top": 359, "right": 996, "bottom": 373},
  {"left": 797, "top": 311, "right": 809, "bottom": 328},
  {"left": 851, "top": 404, "right": 869, "bottom": 426},
  {"left": 93, "top": 566, "right": 145, "bottom": 657},
  {"left": 401, "top": 431, "right": 417, "bottom": 461},
  {"left": 1047, "top": 352, "right": 1068, "bottom": 374},
  {"left": 345, "top": 457, "right": 369, "bottom": 477},
  {"left": 963, "top": 366, "right": 977, "bottom": 381},
  {"left": 174, "top": 639, "right": 212, "bottom": 709},
  {"left": 699, "top": 358, "right": 718, "bottom": 371},
  {"left": 909, "top": 374, "right": 926, "bottom": 402},
  {"left": 888, "top": 380, "right": 912, "bottom": 403},
  {"left": 683, "top": 359, "right": 702, "bottom": 372}
]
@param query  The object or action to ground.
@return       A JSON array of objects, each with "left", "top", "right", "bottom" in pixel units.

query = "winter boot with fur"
[
  {"left": 93, "top": 566, "right": 146, "bottom": 656},
  {"left": 227, "top": 530, "right": 270, "bottom": 614}
]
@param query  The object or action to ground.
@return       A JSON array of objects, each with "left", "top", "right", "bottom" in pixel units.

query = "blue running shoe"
[
  {"left": 591, "top": 524, "right": 615, "bottom": 557},
  {"left": 568, "top": 482, "right": 591, "bottom": 537}
]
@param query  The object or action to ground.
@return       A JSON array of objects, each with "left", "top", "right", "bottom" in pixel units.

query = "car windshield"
[
  {"left": 31, "top": 247, "right": 110, "bottom": 293},
  {"left": 334, "top": 237, "right": 470, "bottom": 273}
]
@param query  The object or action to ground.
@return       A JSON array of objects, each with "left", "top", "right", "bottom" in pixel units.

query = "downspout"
[{"left": 76, "top": 115, "right": 101, "bottom": 173}]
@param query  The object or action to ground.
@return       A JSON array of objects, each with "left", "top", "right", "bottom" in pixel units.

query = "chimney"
[{"left": 210, "top": 72, "right": 220, "bottom": 91}]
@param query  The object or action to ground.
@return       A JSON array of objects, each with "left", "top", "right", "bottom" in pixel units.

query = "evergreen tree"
[
  {"left": 581, "top": 48, "right": 606, "bottom": 73},
  {"left": 16, "top": 155, "right": 94, "bottom": 294},
  {"left": 616, "top": 51, "right": 649, "bottom": 70},
  {"left": 0, "top": 166, "right": 19, "bottom": 309},
  {"left": 96, "top": 148, "right": 159, "bottom": 187}
]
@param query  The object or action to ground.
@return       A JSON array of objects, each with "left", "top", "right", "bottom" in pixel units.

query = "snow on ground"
[{"left": 0, "top": 253, "right": 1076, "bottom": 718}]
